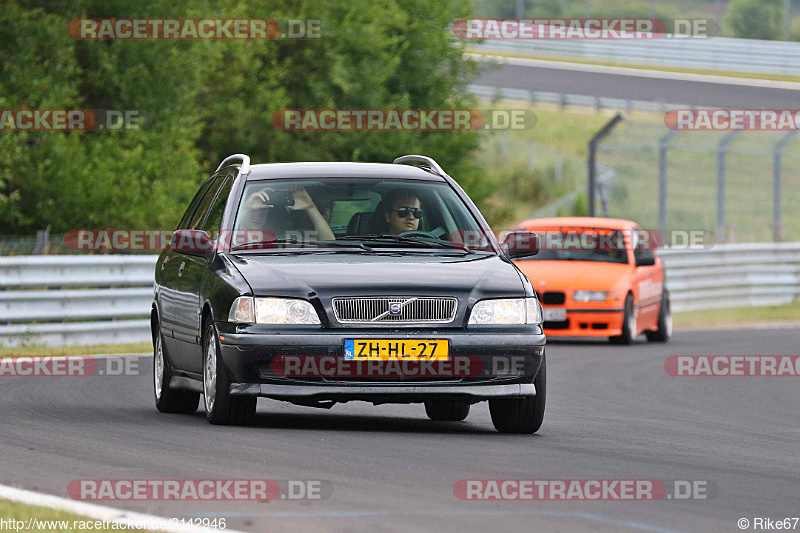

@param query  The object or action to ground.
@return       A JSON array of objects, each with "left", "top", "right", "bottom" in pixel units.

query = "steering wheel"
[{"left": 397, "top": 230, "right": 439, "bottom": 239}]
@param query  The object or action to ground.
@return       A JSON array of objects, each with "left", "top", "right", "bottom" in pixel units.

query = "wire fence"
[{"left": 595, "top": 119, "right": 800, "bottom": 244}]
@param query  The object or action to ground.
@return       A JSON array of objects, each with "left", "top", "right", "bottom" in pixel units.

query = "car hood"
[
  {"left": 515, "top": 260, "right": 631, "bottom": 291},
  {"left": 230, "top": 253, "right": 524, "bottom": 299}
]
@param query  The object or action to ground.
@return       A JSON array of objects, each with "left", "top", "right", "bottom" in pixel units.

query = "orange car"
[{"left": 513, "top": 217, "right": 671, "bottom": 344}]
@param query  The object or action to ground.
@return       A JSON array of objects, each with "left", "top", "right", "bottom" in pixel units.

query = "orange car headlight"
[{"left": 573, "top": 290, "right": 614, "bottom": 302}]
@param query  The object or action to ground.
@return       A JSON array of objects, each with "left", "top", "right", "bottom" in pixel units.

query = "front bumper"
[
  {"left": 215, "top": 322, "right": 545, "bottom": 401},
  {"left": 230, "top": 382, "right": 536, "bottom": 403},
  {"left": 543, "top": 308, "right": 624, "bottom": 337}
]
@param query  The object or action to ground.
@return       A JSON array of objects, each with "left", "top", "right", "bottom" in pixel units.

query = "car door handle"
[{"left": 178, "top": 262, "right": 185, "bottom": 277}]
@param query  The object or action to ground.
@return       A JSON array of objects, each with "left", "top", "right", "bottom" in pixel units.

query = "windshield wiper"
[
  {"left": 338, "top": 234, "right": 477, "bottom": 252},
  {"left": 231, "top": 238, "right": 373, "bottom": 252}
]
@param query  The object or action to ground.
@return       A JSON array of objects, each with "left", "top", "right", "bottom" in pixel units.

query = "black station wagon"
[{"left": 151, "top": 154, "right": 546, "bottom": 433}]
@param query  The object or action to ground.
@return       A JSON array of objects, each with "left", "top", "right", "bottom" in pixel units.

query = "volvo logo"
[{"left": 389, "top": 303, "right": 402, "bottom": 315}]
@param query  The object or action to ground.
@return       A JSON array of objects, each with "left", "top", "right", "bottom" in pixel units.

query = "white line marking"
[
  {"left": 465, "top": 53, "right": 800, "bottom": 90},
  {"left": 0, "top": 484, "right": 245, "bottom": 533}
]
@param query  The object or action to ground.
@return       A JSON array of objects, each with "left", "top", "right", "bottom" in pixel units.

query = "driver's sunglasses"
[{"left": 393, "top": 207, "right": 423, "bottom": 219}]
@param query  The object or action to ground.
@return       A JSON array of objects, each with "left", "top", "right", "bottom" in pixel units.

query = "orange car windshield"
[{"left": 522, "top": 229, "right": 629, "bottom": 264}]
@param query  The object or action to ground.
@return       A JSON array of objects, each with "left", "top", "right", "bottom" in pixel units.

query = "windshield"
[
  {"left": 519, "top": 229, "right": 629, "bottom": 264},
  {"left": 230, "top": 178, "right": 492, "bottom": 253}
]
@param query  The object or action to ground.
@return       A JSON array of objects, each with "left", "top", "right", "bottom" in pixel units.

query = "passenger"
[
  {"left": 384, "top": 189, "right": 423, "bottom": 235},
  {"left": 238, "top": 186, "right": 335, "bottom": 241}
]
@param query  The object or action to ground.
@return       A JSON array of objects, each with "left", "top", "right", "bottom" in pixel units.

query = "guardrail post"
[
  {"left": 658, "top": 130, "right": 681, "bottom": 236},
  {"left": 716, "top": 131, "right": 741, "bottom": 244},
  {"left": 773, "top": 131, "right": 797, "bottom": 242},
  {"left": 587, "top": 113, "right": 624, "bottom": 217}
]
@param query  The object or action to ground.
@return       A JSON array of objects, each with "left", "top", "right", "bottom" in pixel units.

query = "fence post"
[
  {"left": 658, "top": 130, "right": 681, "bottom": 236},
  {"left": 773, "top": 131, "right": 798, "bottom": 242},
  {"left": 587, "top": 113, "right": 624, "bottom": 217},
  {"left": 716, "top": 131, "right": 741, "bottom": 244}
]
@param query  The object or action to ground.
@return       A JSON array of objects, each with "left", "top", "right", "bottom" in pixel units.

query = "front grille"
[
  {"left": 544, "top": 319, "right": 569, "bottom": 330},
  {"left": 332, "top": 297, "right": 457, "bottom": 324},
  {"left": 541, "top": 291, "right": 566, "bottom": 305}
]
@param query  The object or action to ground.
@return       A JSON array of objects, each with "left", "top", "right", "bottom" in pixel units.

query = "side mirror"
[
  {"left": 635, "top": 254, "right": 656, "bottom": 267},
  {"left": 171, "top": 229, "right": 215, "bottom": 259},
  {"left": 502, "top": 231, "right": 539, "bottom": 259}
]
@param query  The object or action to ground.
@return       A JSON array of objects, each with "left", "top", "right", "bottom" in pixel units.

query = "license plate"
[
  {"left": 344, "top": 339, "right": 449, "bottom": 360},
  {"left": 543, "top": 308, "right": 567, "bottom": 321}
]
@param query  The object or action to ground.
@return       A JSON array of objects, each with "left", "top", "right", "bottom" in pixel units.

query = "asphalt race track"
[
  {"left": 474, "top": 57, "right": 800, "bottom": 109},
  {"left": 1, "top": 328, "right": 798, "bottom": 533}
]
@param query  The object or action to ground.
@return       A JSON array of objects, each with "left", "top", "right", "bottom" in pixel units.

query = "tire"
[
  {"left": 646, "top": 291, "right": 672, "bottom": 343},
  {"left": 609, "top": 293, "right": 636, "bottom": 345},
  {"left": 424, "top": 401, "right": 470, "bottom": 421},
  {"left": 153, "top": 322, "right": 200, "bottom": 414},
  {"left": 489, "top": 354, "right": 546, "bottom": 434},
  {"left": 203, "top": 321, "right": 256, "bottom": 426}
]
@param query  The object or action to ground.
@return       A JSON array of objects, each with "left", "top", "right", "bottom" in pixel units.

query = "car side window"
[
  {"left": 188, "top": 175, "right": 225, "bottom": 230},
  {"left": 633, "top": 228, "right": 655, "bottom": 266},
  {"left": 177, "top": 178, "right": 214, "bottom": 230},
  {"left": 199, "top": 175, "right": 234, "bottom": 233}
]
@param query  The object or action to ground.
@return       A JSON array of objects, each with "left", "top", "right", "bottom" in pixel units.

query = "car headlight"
[
  {"left": 468, "top": 298, "right": 542, "bottom": 325},
  {"left": 228, "top": 296, "right": 321, "bottom": 325},
  {"left": 573, "top": 290, "right": 613, "bottom": 302}
]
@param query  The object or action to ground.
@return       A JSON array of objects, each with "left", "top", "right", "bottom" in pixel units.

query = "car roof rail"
[
  {"left": 216, "top": 154, "right": 251, "bottom": 175},
  {"left": 393, "top": 155, "right": 446, "bottom": 178}
]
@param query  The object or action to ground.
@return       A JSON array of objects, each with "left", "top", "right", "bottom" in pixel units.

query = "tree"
[
  {"left": 0, "top": 0, "right": 484, "bottom": 235},
  {"left": 726, "top": 0, "right": 783, "bottom": 40}
]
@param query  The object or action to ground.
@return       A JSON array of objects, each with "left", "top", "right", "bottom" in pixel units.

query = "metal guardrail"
[
  {"left": 472, "top": 36, "right": 800, "bottom": 76},
  {"left": 0, "top": 256, "right": 157, "bottom": 347},
  {"left": 0, "top": 246, "right": 797, "bottom": 346},
  {"left": 468, "top": 84, "right": 702, "bottom": 113},
  {"left": 660, "top": 243, "right": 800, "bottom": 312}
]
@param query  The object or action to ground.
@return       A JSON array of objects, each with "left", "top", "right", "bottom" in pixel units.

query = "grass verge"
[
  {"left": 0, "top": 498, "right": 157, "bottom": 532},
  {"left": 0, "top": 342, "right": 151, "bottom": 358},
  {"left": 674, "top": 301, "right": 800, "bottom": 329}
]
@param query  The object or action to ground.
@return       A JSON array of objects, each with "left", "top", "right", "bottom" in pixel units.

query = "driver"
[{"left": 384, "top": 189, "right": 422, "bottom": 235}]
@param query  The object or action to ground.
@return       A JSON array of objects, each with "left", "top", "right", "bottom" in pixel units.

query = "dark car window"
[
  {"left": 634, "top": 242, "right": 656, "bottom": 266},
  {"left": 231, "top": 178, "right": 489, "bottom": 250},
  {"left": 199, "top": 175, "right": 234, "bottom": 233},
  {"left": 520, "top": 229, "right": 629, "bottom": 264},
  {"left": 177, "top": 178, "right": 215, "bottom": 230},
  {"left": 189, "top": 174, "right": 225, "bottom": 230}
]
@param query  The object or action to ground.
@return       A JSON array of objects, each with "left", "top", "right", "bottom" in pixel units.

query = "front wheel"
[
  {"left": 489, "top": 354, "right": 546, "bottom": 434},
  {"left": 424, "top": 401, "right": 470, "bottom": 421},
  {"left": 203, "top": 322, "right": 256, "bottom": 425},
  {"left": 153, "top": 322, "right": 199, "bottom": 414},
  {"left": 609, "top": 293, "right": 636, "bottom": 345},
  {"left": 646, "top": 292, "right": 672, "bottom": 342}
]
